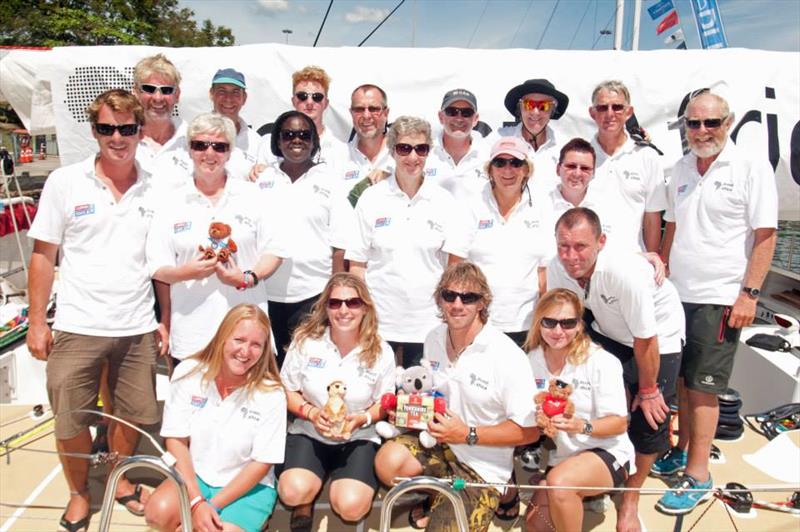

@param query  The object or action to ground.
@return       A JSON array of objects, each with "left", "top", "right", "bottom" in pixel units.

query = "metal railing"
[{"left": 379, "top": 476, "right": 469, "bottom": 532}]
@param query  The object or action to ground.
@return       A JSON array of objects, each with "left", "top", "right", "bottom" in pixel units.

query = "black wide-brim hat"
[{"left": 504, "top": 78, "right": 569, "bottom": 120}]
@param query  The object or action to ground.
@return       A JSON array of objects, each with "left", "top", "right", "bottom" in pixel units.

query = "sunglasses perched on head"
[
  {"left": 491, "top": 157, "right": 526, "bottom": 169},
  {"left": 685, "top": 117, "right": 727, "bottom": 130},
  {"left": 280, "top": 129, "right": 312, "bottom": 141},
  {"left": 540, "top": 317, "right": 580, "bottom": 330},
  {"left": 139, "top": 84, "right": 176, "bottom": 95},
  {"left": 440, "top": 289, "right": 482, "bottom": 304},
  {"left": 521, "top": 99, "right": 554, "bottom": 113},
  {"left": 443, "top": 107, "right": 476, "bottom": 118},
  {"left": 395, "top": 143, "right": 430, "bottom": 157},
  {"left": 295, "top": 91, "right": 325, "bottom": 103},
  {"left": 327, "top": 297, "right": 364, "bottom": 309},
  {"left": 593, "top": 103, "right": 626, "bottom": 113},
  {"left": 94, "top": 123, "right": 140, "bottom": 136},
  {"left": 189, "top": 140, "right": 230, "bottom": 153}
]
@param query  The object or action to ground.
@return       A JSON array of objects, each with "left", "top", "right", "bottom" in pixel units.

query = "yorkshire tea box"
[{"left": 395, "top": 394, "right": 436, "bottom": 430}]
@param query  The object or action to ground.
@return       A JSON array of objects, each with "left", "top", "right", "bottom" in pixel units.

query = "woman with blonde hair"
[
  {"left": 525, "top": 288, "right": 635, "bottom": 532},
  {"left": 145, "top": 304, "right": 286, "bottom": 532},
  {"left": 278, "top": 273, "right": 395, "bottom": 530}
]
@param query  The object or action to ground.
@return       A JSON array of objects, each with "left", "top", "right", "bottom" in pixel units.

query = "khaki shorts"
[
  {"left": 46, "top": 330, "right": 159, "bottom": 439},
  {"left": 393, "top": 433, "right": 500, "bottom": 532}
]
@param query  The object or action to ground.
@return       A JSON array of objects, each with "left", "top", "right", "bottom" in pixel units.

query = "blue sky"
[{"left": 181, "top": 0, "right": 799, "bottom": 51}]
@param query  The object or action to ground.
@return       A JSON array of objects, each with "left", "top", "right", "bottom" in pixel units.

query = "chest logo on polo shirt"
[
  {"left": 678, "top": 184, "right": 689, "bottom": 195},
  {"left": 345, "top": 170, "right": 360, "bottom": 180},
  {"left": 174, "top": 221, "right": 192, "bottom": 233},
  {"left": 173, "top": 155, "right": 189, "bottom": 171},
  {"left": 73, "top": 204, "right": 96, "bottom": 217},
  {"left": 478, "top": 219, "right": 493, "bottom": 230},
  {"left": 375, "top": 217, "right": 391, "bottom": 228},
  {"left": 535, "top": 378, "right": 546, "bottom": 390},
  {"left": 469, "top": 373, "right": 489, "bottom": 390},
  {"left": 713, "top": 180, "right": 734, "bottom": 192},
  {"left": 430, "top": 361, "right": 441, "bottom": 371},
  {"left": 357, "top": 365, "right": 377, "bottom": 380},
  {"left": 524, "top": 219, "right": 540, "bottom": 229},
  {"left": 621, "top": 170, "right": 641, "bottom": 181},
  {"left": 240, "top": 407, "right": 261, "bottom": 422},
  {"left": 600, "top": 294, "right": 619, "bottom": 305},
  {"left": 191, "top": 395, "right": 207, "bottom": 408},
  {"left": 312, "top": 184, "right": 331, "bottom": 198},
  {"left": 138, "top": 206, "right": 155, "bottom": 219},
  {"left": 258, "top": 181, "right": 275, "bottom": 189},
  {"left": 234, "top": 214, "right": 255, "bottom": 229},
  {"left": 427, "top": 220, "right": 443, "bottom": 232},
  {"left": 307, "top": 357, "right": 326, "bottom": 369},
  {"left": 425, "top": 168, "right": 437, "bottom": 177}
]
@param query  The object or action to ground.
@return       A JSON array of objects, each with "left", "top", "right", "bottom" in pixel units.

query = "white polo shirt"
[
  {"left": 256, "top": 128, "right": 348, "bottom": 171},
  {"left": 463, "top": 181, "right": 552, "bottom": 332},
  {"left": 590, "top": 135, "right": 667, "bottom": 251},
  {"left": 161, "top": 359, "right": 286, "bottom": 487},
  {"left": 225, "top": 117, "right": 262, "bottom": 181},
  {"left": 528, "top": 346, "right": 636, "bottom": 471},
  {"left": 664, "top": 141, "right": 778, "bottom": 305},
  {"left": 425, "top": 323, "right": 537, "bottom": 485},
  {"left": 28, "top": 155, "right": 157, "bottom": 336},
  {"left": 254, "top": 162, "right": 356, "bottom": 303},
  {"left": 280, "top": 330, "right": 395, "bottom": 444},
  {"left": 136, "top": 118, "right": 192, "bottom": 189},
  {"left": 345, "top": 176, "right": 469, "bottom": 343},
  {"left": 146, "top": 179, "right": 288, "bottom": 359},
  {"left": 424, "top": 131, "right": 489, "bottom": 201},
  {"left": 338, "top": 137, "right": 393, "bottom": 184},
  {"left": 547, "top": 251, "right": 685, "bottom": 354},
  {"left": 495, "top": 123, "right": 561, "bottom": 195}
]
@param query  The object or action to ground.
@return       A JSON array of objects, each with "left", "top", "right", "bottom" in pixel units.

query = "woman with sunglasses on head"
[
  {"left": 250, "top": 110, "right": 355, "bottom": 368},
  {"left": 146, "top": 112, "right": 287, "bottom": 367},
  {"left": 347, "top": 116, "right": 468, "bottom": 368},
  {"left": 145, "top": 304, "right": 286, "bottom": 532},
  {"left": 277, "top": 273, "right": 395, "bottom": 530},
  {"left": 524, "top": 288, "right": 635, "bottom": 532}
]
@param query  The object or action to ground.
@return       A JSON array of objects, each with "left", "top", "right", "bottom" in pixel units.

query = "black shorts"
[
  {"left": 680, "top": 303, "right": 741, "bottom": 394},
  {"left": 276, "top": 433, "right": 379, "bottom": 490},
  {"left": 590, "top": 448, "right": 630, "bottom": 488}
]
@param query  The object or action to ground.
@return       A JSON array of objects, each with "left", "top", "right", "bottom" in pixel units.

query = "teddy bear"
[
  {"left": 376, "top": 362, "right": 446, "bottom": 448},
  {"left": 534, "top": 378, "right": 575, "bottom": 438},
  {"left": 199, "top": 221, "right": 238, "bottom": 263},
  {"left": 321, "top": 380, "right": 349, "bottom": 439}
]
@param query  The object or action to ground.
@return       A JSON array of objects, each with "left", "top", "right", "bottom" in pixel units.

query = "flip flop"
[
  {"left": 58, "top": 511, "right": 90, "bottom": 532},
  {"left": 495, "top": 489, "right": 521, "bottom": 521},
  {"left": 408, "top": 495, "right": 432, "bottom": 530},
  {"left": 115, "top": 484, "right": 146, "bottom": 517}
]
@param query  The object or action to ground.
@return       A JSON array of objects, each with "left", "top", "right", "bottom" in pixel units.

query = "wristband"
[
  {"left": 236, "top": 272, "right": 248, "bottom": 291},
  {"left": 190, "top": 495, "right": 204, "bottom": 512},
  {"left": 638, "top": 385, "right": 658, "bottom": 395},
  {"left": 362, "top": 410, "right": 373, "bottom": 427},
  {"left": 299, "top": 401, "right": 311, "bottom": 419},
  {"left": 638, "top": 390, "right": 662, "bottom": 401}
]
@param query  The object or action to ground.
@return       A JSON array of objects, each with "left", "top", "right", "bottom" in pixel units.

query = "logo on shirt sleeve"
[
  {"left": 535, "top": 378, "right": 546, "bottom": 389},
  {"left": 345, "top": 170, "right": 360, "bottom": 180},
  {"left": 190, "top": 395, "right": 207, "bottom": 408},
  {"left": 173, "top": 221, "right": 192, "bottom": 233},
  {"left": 307, "top": 357, "right": 326, "bottom": 369},
  {"left": 478, "top": 219, "right": 493, "bottom": 229},
  {"left": 73, "top": 204, "right": 96, "bottom": 217},
  {"left": 375, "top": 217, "right": 391, "bottom": 228}
]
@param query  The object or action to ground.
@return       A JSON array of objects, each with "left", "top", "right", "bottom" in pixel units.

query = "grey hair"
[
  {"left": 686, "top": 92, "right": 732, "bottom": 121},
  {"left": 386, "top": 116, "right": 432, "bottom": 151},
  {"left": 591, "top": 80, "right": 631, "bottom": 105},
  {"left": 134, "top": 53, "right": 181, "bottom": 86},
  {"left": 188, "top": 112, "right": 236, "bottom": 147}
]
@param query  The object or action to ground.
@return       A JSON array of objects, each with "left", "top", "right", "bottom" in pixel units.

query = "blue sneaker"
[
  {"left": 655, "top": 474, "right": 713, "bottom": 515},
  {"left": 650, "top": 447, "right": 687, "bottom": 477}
]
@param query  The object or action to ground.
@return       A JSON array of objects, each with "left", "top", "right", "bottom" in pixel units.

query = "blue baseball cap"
[{"left": 212, "top": 68, "right": 246, "bottom": 89}]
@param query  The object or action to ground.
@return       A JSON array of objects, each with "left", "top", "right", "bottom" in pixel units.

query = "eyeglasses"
[
  {"left": 540, "top": 317, "right": 580, "bottom": 330},
  {"left": 295, "top": 91, "right": 325, "bottom": 103},
  {"left": 395, "top": 143, "right": 430, "bottom": 157},
  {"left": 280, "top": 129, "right": 312, "bottom": 141},
  {"left": 94, "top": 123, "right": 140, "bottom": 136},
  {"left": 440, "top": 289, "right": 482, "bottom": 305},
  {"left": 189, "top": 140, "right": 230, "bottom": 153},
  {"left": 491, "top": 157, "right": 526, "bottom": 169},
  {"left": 350, "top": 105, "right": 384, "bottom": 115},
  {"left": 561, "top": 162, "right": 594, "bottom": 173},
  {"left": 521, "top": 99, "right": 554, "bottom": 113},
  {"left": 139, "top": 84, "right": 176, "bottom": 95},
  {"left": 593, "top": 103, "right": 626, "bottom": 113},
  {"left": 685, "top": 117, "right": 727, "bottom": 130},
  {"left": 443, "top": 107, "right": 476, "bottom": 118},
  {"left": 327, "top": 297, "right": 365, "bottom": 309}
]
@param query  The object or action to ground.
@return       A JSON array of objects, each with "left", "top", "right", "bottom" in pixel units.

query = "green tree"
[{"left": 0, "top": 0, "right": 234, "bottom": 47}]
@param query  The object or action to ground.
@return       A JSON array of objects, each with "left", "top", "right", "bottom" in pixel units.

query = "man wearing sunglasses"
[
  {"left": 27, "top": 89, "right": 166, "bottom": 530},
  {"left": 656, "top": 92, "right": 777, "bottom": 516},
  {"left": 132, "top": 54, "right": 192, "bottom": 186},
  {"left": 425, "top": 89, "right": 490, "bottom": 200},
  {"left": 548, "top": 207, "right": 685, "bottom": 532},
  {"left": 588, "top": 80, "right": 667, "bottom": 255},
  {"left": 208, "top": 68, "right": 260, "bottom": 181}
]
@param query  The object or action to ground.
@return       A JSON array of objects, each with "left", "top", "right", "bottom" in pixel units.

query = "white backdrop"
[{"left": 1, "top": 43, "right": 798, "bottom": 219}]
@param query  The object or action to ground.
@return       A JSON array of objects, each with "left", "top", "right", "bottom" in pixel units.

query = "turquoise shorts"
[{"left": 196, "top": 475, "right": 278, "bottom": 532}]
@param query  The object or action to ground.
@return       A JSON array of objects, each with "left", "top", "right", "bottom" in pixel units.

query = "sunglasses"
[
  {"left": 561, "top": 162, "right": 593, "bottom": 173},
  {"left": 350, "top": 105, "right": 385, "bottom": 115},
  {"left": 443, "top": 106, "right": 476, "bottom": 118},
  {"left": 491, "top": 157, "right": 526, "bottom": 169},
  {"left": 395, "top": 143, "right": 430, "bottom": 157},
  {"left": 327, "top": 297, "right": 365, "bottom": 309},
  {"left": 189, "top": 140, "right": 230, "bottom": 153},
  {"left": 440, "top": 289, "right": 482, "bottom": 305},
  {"left": 280, "top": 129, "right": 312, "bottom": 141},
  {"left": 139, "top": 84, "right": 176, "bottom": 95},
  {"left": 685, "top": 117, "right": 727, "bottom": 130},
  {"left": 521, "top": 99, "right": 554, "bottom": 113},
  {"left": 94, "top": 123, "right": 140, "bottom": 136},
  {"left": 295, "top": 91, "right": 325, "bottom": 103},
  {"left": 541, "top": 317, "right": 580, "bottom": 330},
  {"left": 593, "top": 103, "right": 626, "bottom": 113}
]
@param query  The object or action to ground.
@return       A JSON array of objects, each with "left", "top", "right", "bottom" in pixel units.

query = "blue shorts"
[{"left": 196, "top": 475, "right": 277, "bottom": 532}]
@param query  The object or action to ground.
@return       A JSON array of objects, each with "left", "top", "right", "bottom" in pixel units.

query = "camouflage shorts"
[{"left": 394, "top": 433, "right": 500, "bottom": 532}]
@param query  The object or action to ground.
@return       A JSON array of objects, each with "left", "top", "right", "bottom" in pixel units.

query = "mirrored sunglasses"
[
  {"left": 521, "top": 99, "right": 554, "bottom": 113},
  {"left": 295, "top": 91, "right": 325, "bottom": 103},
  {"left": 139, "top": 84, "right": 176, "bottom": 95}
]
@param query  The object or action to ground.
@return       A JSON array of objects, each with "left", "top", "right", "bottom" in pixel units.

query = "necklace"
[{"left": 447, "top": 328, "right": 468, "bottom": 360}]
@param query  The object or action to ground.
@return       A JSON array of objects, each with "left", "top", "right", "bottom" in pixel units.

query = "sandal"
[
  {"left": 58, "top": 512, "right": 90, "bottom": 532},
  {"left": 495, "top": 489, "right": 520, "bottom": 521},
  {"left": 290, "top": 503, "right": 314, "bottom": 532},
  {"left": 115, "top": 484, "right": 146, "bottom": 517},
  {"left": 408, "top": 495, "right": 432, "bottom": 530}
]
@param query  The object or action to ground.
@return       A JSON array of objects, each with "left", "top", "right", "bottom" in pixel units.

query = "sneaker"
[
  {"left": 655, "top": 474, "right": 713, "bottom": 515},
  {"left": 650, "top": 446, "right": 687, "bottom": 477}
]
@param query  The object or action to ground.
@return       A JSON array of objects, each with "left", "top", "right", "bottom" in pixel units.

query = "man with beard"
[{"left": 655, "top": 92, "right": 777, "bottom": 516}]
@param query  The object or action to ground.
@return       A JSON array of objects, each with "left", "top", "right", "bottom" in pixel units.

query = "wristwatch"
[
  {"left": 581, "top": 420, "right": 594, "bottom": 436},
  {"left": 742, "top": 286, "right": 760, "bottom": 299},
  {"left": 466, "top": 426, "right": 478, "bottom": 446}
]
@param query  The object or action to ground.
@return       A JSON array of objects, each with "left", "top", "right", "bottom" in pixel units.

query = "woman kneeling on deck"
[
  {"left": 525, "top": 289, "right": 635, "bottom": 532},
  {"left": 145, "top": 304, "right": 286, "bottom": 532}
]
